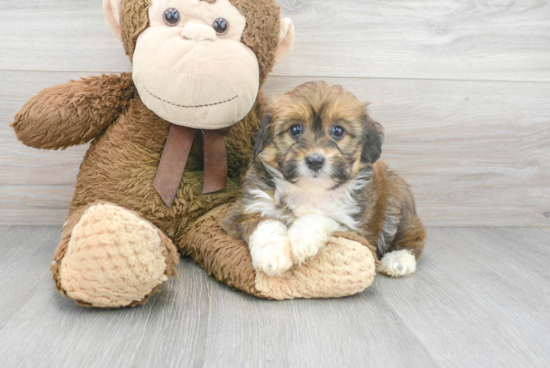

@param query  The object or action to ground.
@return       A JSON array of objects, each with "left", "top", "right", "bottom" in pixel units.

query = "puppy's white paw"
[
  {"left": 377, "top": 249, "right": 417, "bottom": 277},
  {"left": 249, "top": 220, "right": 293, "bottom": 277},
  {"left": 288, "top": 214, "right": 339, "bottom": 264}
]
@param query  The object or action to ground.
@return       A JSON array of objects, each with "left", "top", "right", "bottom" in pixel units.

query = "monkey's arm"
[{"left": 11, "top": 73, "right": 135, "bottom": 150}]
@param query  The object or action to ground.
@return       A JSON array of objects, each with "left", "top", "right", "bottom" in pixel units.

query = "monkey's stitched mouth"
[{"left": 145, "top": 87, "right": 238, "bottom": 108}]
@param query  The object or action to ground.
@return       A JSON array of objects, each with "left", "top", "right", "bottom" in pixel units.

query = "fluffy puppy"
[{"left": 223, "top": 81, "right": 425, "bottom": 278}]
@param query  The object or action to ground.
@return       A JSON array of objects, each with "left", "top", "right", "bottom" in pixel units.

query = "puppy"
[{"left": 223, "top": 81, "right": 425, "bottom": 278}]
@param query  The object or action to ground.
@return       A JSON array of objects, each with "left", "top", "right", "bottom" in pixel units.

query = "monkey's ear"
[
  {"left": 253, "top": 114, "right": 273, "bottom": 159},
  {"left": 361, "top": 115, "right": 385, "bottom": 164},
  {"left": 103, "top": 0, "right": 122, "bottom": 40},
  {"left": 274, "top": 19, "right": 295, "bottom": 64}
]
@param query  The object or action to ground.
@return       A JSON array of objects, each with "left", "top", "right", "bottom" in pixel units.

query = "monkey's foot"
[
  {"left": 56, "top": 203, "right": 179, "bottom": 308},
  {"left": 255, "top": 235, "right": 377, "bottom": 299}
]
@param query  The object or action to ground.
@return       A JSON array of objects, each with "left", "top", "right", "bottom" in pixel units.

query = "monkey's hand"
[
  {"left": 288, "top": 214, "right": 340, "bottom": 265},
  {"left": 11, "top": 73, "right": 135, "bottom": 150}
]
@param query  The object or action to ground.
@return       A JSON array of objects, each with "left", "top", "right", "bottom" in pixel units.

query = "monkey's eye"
[
  {"left": 289, "top": 125, "right": 304, "bottom": 138},
  {"left": 164, "top": 8, "right": 181, "bottom": 26},
  {"left": 212, "top": 18, "right": 229, "bottom": 35},
  {"left": 331, "top": 126, "right": 346, "bottom": 139}
]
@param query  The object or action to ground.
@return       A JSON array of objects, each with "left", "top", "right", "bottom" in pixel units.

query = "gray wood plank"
[
  {"left": 0, "top": 1, "right": 131, "bottom": 73},
  {"left": 1, "top": 226, "right": 550, "bottom": 367},
  {"left": 2, "top": 71, "right": 549, "bottom": 227},
  {"left": 199, "top": 285, "right": 438, "bottom": 368},
  {"left": 0, "top": 225, "right": 438, "bottom": 368},
  {"left": 0, "top": 185, "right": 75, "bottom": 225},
  {"left": 376, "top": 228, "right": 550, "bottom": 368},
  {"left": 0, "top": 0, "right": 549, "bottom": 82},
  {"left": 0, "top": 226, "right": 209, "bottom": 368},
  {"left": 0, "top": 226, "right": 62, "bottom": 327}
]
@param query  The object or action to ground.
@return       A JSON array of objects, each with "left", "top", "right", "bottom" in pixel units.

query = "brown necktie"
[{"left": 153, "top": 125, "right": 228, "bottom": 208}]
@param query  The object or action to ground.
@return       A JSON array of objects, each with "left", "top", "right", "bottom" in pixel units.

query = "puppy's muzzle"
[{"left": 305, "top": 153, "right": 326, "bottom": 172}]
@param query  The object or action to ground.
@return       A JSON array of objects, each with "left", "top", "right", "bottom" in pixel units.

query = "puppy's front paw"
[
  {"left": 377, "top": 250, "right": 417, "bottom": 277},
  {"left": 249, "top": 221, "right": 293, "bottom": 277},
  {"left": 288, "top": 215, "right": 339, "bottom": 264}
]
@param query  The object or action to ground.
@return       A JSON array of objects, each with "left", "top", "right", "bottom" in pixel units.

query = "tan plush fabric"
[
  {"left": 181, "top": 204, "right": 378, "bottom": 300},
  {"left": 133, "top": 6, "right": 260, "bottom": 129},
  {"left": 59, "top": 203, "right": 178, "bottom": 308},
  {"left": 332, "top": 231, "right": 382, "bottom": 269},
  {"left": 275, "top": 18, "right": 294, "bottom": 64},
  {"left": 226, "top": 0, "right": 282, "bottom": 85},
  {"left": 119, "top": 0, "right": 285, "bottom": 84},
  {"left": 12, "top": 0, "right": 377, "bottom": 306},
  {"left": 126, "top": 0, "right": 294, "bottom": 129},
  {"left": 255, "top": 236, "right": 376, "bottom": 300}
]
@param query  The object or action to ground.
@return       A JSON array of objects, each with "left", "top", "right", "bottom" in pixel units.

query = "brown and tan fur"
[
  {"left": 11, "top": 0, "right": 284, "bottom": 306},
  {"left": 12, "top": 0, "right": 280, "bottom": 239},
  {"left": 224, "top": 82, "right": 425, "bottom": 275}
]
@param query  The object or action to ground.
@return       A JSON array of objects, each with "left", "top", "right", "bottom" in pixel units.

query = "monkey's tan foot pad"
[
  {"left": 255, "top": 235, "right": 377, "bottom": 300},
  {"left": 56, "top": 203, "right": 179, "bottom": 308},
  {"left": 181, "top": 204, "right": 379, "bottom": 300}
]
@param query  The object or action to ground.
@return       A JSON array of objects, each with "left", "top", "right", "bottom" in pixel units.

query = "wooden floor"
[{"left": 0, "top": 226, "right": 549, "bottom": 368}]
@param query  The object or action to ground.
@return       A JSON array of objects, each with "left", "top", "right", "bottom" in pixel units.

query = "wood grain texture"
[
  {"left": 1, "top": 0, "right": 549, "bottom": 226},
  {"left": 0, "top": 0, "right": 549, "bottom": 81},
  {"left": 0, "top": 185, "right": 74, "bottom": 225},
  {"left": 1, "top": 71, "right": 549, "bottom": 226},
  {"left": 0, "top": 226, "right": 549, "bottom": 367},
  {"left": 378, "top": 228, "right": 550, "bottom": 367}
]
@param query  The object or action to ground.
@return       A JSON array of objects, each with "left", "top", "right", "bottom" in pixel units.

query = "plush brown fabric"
[
  {"left": 13, "top": 0, "right": 378, "bottom": 307},
  {"left": 11, "top": 74, "right": 135, "bottom": 150},
  {"left": 66, "top": 95, "right": 248, "bottom": 238},
  {"left": 14, "top": 73, "right": 264, "bottom": 253},
  {"left": 120, "top": 0, "right": 151, "bottom": 61},
  {"left": 227, "top": 0, "right": 281, "bottom": 85},
  {"left": 179, "top": 204, "right": 262, "bottom": 297}
]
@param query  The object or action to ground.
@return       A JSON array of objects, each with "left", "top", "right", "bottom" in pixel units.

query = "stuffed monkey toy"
[{"left": 11, "top": 0, "right": 378, "bottom": 308}]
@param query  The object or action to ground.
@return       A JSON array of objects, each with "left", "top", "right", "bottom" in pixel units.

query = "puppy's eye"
[
  {"left": 331, "top": 126, "right": 346, "bottom": 139},
  {"left": 164, "top": 8, "right": 181, "bottom": 26},
  {"left": 212, "top": 18, "right": 229, "bottom": 35},
  {"left": 289, "top": 125, "right": 304, "bottom": 138}
]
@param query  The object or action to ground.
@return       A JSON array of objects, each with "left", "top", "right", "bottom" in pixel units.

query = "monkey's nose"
[
  {"left": 305, "top": 154, "right": 326, "bottom": 172},
  {"left": 181, "top": 22, "right": 217, "bottom": 41}
]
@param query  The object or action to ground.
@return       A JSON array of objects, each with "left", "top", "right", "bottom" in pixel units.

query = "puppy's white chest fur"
[
  {"left": 246, "top": 173, "right": 369, "bottom": 231},
  {"left": 277, "top": 179, "right": 358, "bottom": 229}
]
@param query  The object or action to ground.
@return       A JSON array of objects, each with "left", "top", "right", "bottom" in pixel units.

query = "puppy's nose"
[{"left": 305, "top": 154, "right": 326, "bottom": 172}]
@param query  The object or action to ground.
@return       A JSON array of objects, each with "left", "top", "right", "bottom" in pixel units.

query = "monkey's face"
[
  {"left": 131, "top": 0, "right": 259, "bottom": 129},
  {"left": 256, "top": 82, "right": 384, "bottom": 190},
  {"left": 104, "top": 0, "right": 294, "bottom": 129}
]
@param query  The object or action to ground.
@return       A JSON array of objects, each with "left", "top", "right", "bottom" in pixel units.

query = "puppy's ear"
[
  {"left": 361, "top": 115, "right": 385, "bottom": 164},
  {"left": 253, "top": 114, "right": 272, "bottom": 159}
]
